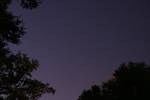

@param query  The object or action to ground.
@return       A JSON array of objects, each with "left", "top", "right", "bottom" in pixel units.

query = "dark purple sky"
[{"left": 10, "top": 0, "right": 150, "bottom": 100}]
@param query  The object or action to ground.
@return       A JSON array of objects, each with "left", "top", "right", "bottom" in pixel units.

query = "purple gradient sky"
[{"left": 10, "top": 0, "right": 150, "bottom": 100}]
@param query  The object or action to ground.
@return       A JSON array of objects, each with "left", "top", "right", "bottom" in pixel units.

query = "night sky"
[{"left": 10, "top": 0, "right": 150, "bottom": 100}]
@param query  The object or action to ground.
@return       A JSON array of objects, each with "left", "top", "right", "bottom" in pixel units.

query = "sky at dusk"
[{"left": 10, "top": 0, "right": 150, "bottom": 100}]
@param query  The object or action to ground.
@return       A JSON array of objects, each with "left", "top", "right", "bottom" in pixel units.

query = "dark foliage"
[
  {"left": 19, "top": 0, "right": 41, "bottom": 9},
  {"left": 0, "top": 0, "right": 55, "bottom": 100},
  {"left": 78, "top": 62, "right": 150, "bottom": 100}
]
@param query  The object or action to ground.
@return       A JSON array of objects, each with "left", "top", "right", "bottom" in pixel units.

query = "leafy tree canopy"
[
  {"left": 78, "top": 62, "right": 150, "bottom": 100},
  {"left": 0, "top": 0, "right": 55, "bottom": 100},
  {"left": 0, "top": 0, "right": 41, "bottom": 45}
]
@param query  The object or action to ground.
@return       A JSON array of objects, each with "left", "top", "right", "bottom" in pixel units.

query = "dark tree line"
[
  {"left": 0, "top": 0, "right": 54, "bottom": 100},
  {"left": 78, "top": 62, "right": 150, "bottom": 100}
]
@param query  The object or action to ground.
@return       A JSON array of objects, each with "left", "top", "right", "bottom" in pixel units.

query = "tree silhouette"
[
  {"left": 78, "top": 62, "right": 150, "bottom": 100},
  {"left": 0, "top": 0, "right": 55, "bottom": 100}
]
